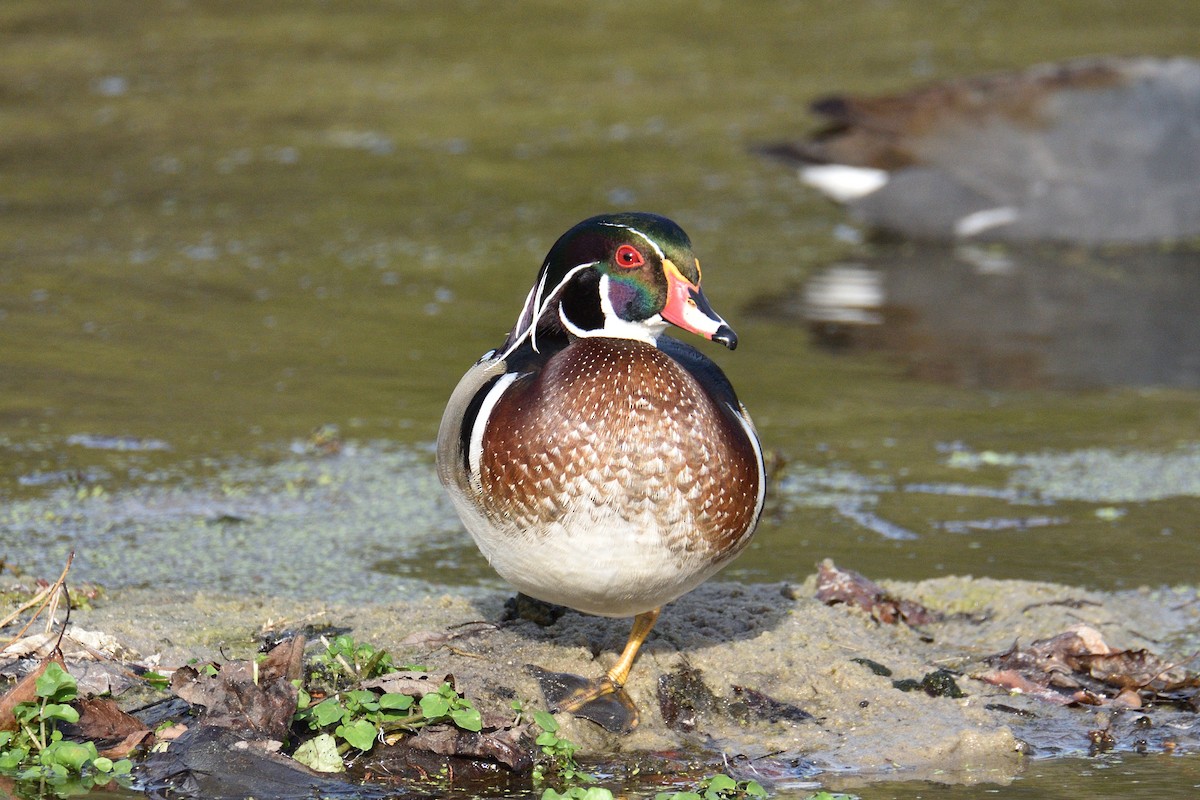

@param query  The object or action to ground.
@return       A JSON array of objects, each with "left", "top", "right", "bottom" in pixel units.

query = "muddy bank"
[{"left": 69, "top": 571, "right": 1199, "bottom": 790}]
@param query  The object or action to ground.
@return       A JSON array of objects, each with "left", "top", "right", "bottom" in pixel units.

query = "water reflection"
[{"left": 750, "top": 244, "right": 1200, "bottom": 390}]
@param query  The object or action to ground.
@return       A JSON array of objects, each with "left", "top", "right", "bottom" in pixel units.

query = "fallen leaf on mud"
[
  {"left": 170, "top": 638, "right": 304, "bottom": 739},
  {"left": 0, "top": 654, "right": 64, "bottom": 731},
  {"left": 0, "top": 656, "right": 143, "bottom": 698},
  {"left": 978, "top": 668, "right": 1080, "bottom": 705},
  {"left": 259, "top": 634, "right": 306, "bottom": 684},
  {"left": 1, "top": 626, "right": 138, "bottom": 662},
  {"left": 1112, "top": 688, "right": 1143, "bottom": 709},
  {"left": 815, "top": 559, "right": 944, "bottom": 625},
  {"left": 978, "top": 625, "right": 1200, "bottom": 708},
  {"left": 155, "top": 723, "right": 188, "bottom": 742},
  {"left": 359, "top": 718, "right": 535, "bottom": 785},
  {"left": 399, "top": 630, "right": 460, "bottom": 648},
  {"left": 1074, "top": 649, "right": 1185, "bottom": 690},
  {"left": 363, "top": 670, "right": 455, "bottom": 697},
  {"left": 398, "top": 622, "right": 496, "bottom": 650},
  {"left": 63, "top": 697, "right": 152, "bottom": 756},
  {"left": 0, "top": 626, "right": 154, "bottom": 696},
  {"left": 408, "top": 720, "right": 533, "bottom": 770},
  {"left": 101, "top": 728, "right": 156, "bottom": 759}
]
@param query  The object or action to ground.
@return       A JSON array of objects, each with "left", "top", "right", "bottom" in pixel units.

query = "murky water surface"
[
  {"left": 2, "top": 1, "right": 1199, "bottom": 796},
  {"left": 847, "top": 753, "right": 1200, "bottom": 799}
]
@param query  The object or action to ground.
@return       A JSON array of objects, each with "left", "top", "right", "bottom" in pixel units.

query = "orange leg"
[
  {"left": 554, "top": 608, "right": 661, "bottom": 715},
  {"left": 603, "top": 608, "right": 661, "bottom": 688}
]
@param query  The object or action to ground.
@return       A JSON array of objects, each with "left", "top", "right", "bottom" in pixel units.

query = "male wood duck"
[{"left": 436, "top": 212, "right": 764, "bottom": 731}]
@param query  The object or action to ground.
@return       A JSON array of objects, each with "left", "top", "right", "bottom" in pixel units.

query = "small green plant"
[
  {"left": 655, "top": 773, "right": 767, "bottom": 800},
  {"left": 294, "top": 681, "right": 482, "bottom": 758},
  {"left": 142, "top": 669, "right": 171, "bottom": 691},
  {"left": 414, "top": 680, "right": 483, "bottom": 733},
  {"left": 0, "top": 662, "right": 133, "bottom": 791},
  {"left": 542, "top": 787, "right": 615, "bottom": 800},
  {"left": 531, "top": 710, "right": 593, "bottom": 787},
  {"left": 310, "top": 634, "right": 396, "bottom": 683},
  {"left": 295, "top": 689, "right": 410, "bottom": 752}
]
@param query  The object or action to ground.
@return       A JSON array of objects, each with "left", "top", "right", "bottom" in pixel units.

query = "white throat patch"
[{"left": 558, "top": 274, "right": 665, "bottom": 344}]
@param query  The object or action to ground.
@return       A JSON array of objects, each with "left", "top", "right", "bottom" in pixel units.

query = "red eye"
[{"left": 614, "top": 244, "right": 645, "bottom": 268}]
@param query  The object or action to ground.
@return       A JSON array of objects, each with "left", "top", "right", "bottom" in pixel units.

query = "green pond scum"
[{"left": 2, "top": 1, "right": 1200, "bottom": 797}]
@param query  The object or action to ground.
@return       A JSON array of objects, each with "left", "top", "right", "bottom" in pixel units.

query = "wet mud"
[{"left": 70, "top": 571, "right": 1200, "bottom": 793}]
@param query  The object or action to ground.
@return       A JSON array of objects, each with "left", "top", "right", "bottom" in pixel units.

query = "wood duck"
[{"left": 436, "top": 212, "right": 765, "bottom": 731}]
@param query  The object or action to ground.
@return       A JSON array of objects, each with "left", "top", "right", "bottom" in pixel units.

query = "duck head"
[{"left": 501, "top": 212, "right": 737, "bottom": 357}]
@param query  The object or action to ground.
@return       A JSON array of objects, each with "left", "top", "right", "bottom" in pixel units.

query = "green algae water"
[{"left": 2, "top": 1, "right": 1200, "bottom": 797}]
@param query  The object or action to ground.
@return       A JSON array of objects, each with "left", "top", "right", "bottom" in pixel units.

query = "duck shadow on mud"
[
  {"left": 494, "top": 582, "right": 793, "bottom": 661},
  {"left": 465, "top": 580, "right": 801, "bottom": 724}
]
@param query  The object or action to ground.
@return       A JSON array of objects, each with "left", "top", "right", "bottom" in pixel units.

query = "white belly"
[{"left": 450, "top": 492, "right": 736, "bottom": 617}]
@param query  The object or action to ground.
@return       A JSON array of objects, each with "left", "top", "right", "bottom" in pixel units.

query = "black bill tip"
[{"left": 712, "top": 324, "right": 738, "bottom": 350}]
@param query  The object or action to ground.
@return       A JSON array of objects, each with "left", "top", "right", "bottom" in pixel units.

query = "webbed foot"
[{"left": 526, "top": 666, "right": 639, "bottom": 733}]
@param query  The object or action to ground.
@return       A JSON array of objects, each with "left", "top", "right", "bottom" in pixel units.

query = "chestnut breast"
[{"left": 478, "top": 337, "right": 760, "bottom": 556}]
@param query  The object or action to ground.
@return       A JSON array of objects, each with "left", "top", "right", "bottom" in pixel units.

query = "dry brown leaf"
[
  {"left": 815, "top": 559, "right": 944, "bottom": 626},
  {"left": 99, "top": 728, "right": 155, "bottom": 759},
  {"left": 0, "top": 654, "right": 64, "bottom": 732},
  {"left": 363, "top": 670, "right": 455, "bottom": 697},
  {"left": 979, "top": 625, "right": 1199, "bottom": 707},
  {"left": 64, "top": 697, "right": 151, "bottom": 752},
  {"left": 169, "top": 640, "right": 302, "bottom": 740},
  {"left": 258, "top": 635, "right": 305, "bottom": 684}
]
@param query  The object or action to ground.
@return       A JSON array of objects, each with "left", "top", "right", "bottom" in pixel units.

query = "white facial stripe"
[
  {"left": 528, "top": 267, "right": 553, "bottom": 355},
  {"left": 500, "top": 261, "right": 595, "bottom": 360},
  {"left": 499, "top": 270, "right": 548, "bottom": 361},
  {"left": 510, "top": 281, "right": 539, "bottom": 339},
  {"left": 597, "top": 221, "right": 666, "bottom": 259},
  {"left": 468, "top": 371, "right": 521, "bottom": 487}
]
